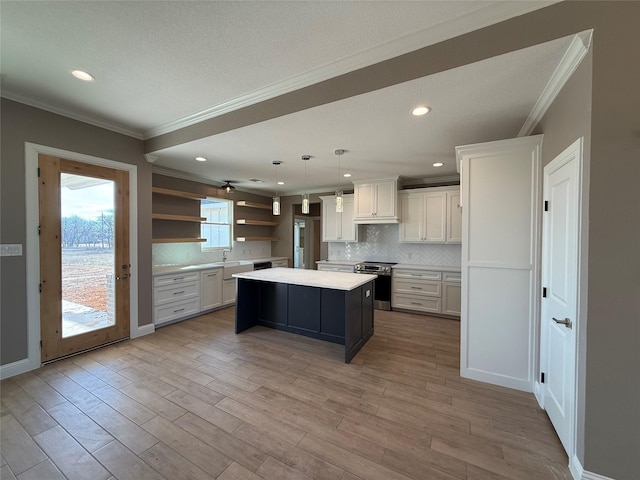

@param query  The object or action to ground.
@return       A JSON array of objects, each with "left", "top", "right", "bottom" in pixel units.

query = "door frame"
[
  {"left": 22, "top": 143, "right": 142, "bottom": 374},
  {"left": 537, "top": 137, "right": 586, "bottom": 466}
]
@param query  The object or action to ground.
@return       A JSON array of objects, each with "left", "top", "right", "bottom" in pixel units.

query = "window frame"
[{"left": 200, "top": 196, "right": 233, "bottom": 251}]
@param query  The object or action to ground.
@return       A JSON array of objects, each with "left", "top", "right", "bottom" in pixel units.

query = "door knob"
[{"left": 552, "top": 317, "right": 572, "bottom": 329}]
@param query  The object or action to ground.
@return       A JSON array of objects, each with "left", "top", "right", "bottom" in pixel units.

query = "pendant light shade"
[
  {"left": 301, "top": 155, "right": 310, "bottom": 215},
  {"left": 272, "top": 160, "right": 282, "bottom": 216},
  {"left": 335, "top": 149, "right": 345, "bottom": 213}
]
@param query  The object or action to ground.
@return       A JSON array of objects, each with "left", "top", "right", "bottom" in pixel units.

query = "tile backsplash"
[
  {"left": 153, "top": 241, "right": 271, "bottom": 266},
  {"left": 328, "top": 224, "right": 461, "bottom": 266}
]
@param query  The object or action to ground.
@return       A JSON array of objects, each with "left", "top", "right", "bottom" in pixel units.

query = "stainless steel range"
[{"left": 354, "top": 261, "right": 397, "bottom": 310}]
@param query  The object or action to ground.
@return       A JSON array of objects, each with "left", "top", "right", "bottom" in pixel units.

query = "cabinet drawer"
[
  {"left": 443, "top": 272, "right": 461, "bottom": 283},
  {"left": 392, "top": 294, "right": 441, "bottom": 314},
  {"left": 154, "top": 298, "right": 200, "bottom": 325},
  {"left": 154, "top": 272, "right": 199, "bottom": 287},
  {"left": 317, "top": 264, "right": 354, "bottom": 273},
  {"left": 154, "top": 281, "right": 199, "bottom": 306},
  {"left": 393, "top": 269, "right": 441, "bottom": 281},
  {"left": 393, "top": 278, "right": 441, "bottom": 297}
]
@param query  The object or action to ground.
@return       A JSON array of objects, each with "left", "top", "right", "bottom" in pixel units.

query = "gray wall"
[
  {"left": 0, "top": 99, "right": 153, "bottom": 364},
  {"left": 534, "top": 49, "right": 593, "bottom": 464}
]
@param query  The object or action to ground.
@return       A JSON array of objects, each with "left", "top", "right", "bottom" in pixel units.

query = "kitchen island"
[{"left": 233, "top": 268, "right": 375, "bottom": 363}]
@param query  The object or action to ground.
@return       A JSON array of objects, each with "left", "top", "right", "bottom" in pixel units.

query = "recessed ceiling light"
[
  {"left": 412, "top": 105, "right": 431, "bottom": 116},
  {"left": 71, "top": 70, "right": 95, "bottom": 82},
  {"left": 343, "top": 173, "right": 352, "bottom": 178},
  {"left": 195, "top": 157, "right": 207, "bottom": 162},
  {"left": 433, "top": 162, "right": 444, "bottom": 167},
  {"left": 277, "top": 181, "right": 285, "bottom": 185}
]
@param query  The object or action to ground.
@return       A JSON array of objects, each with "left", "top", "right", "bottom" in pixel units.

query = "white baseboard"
[
  {"left": 130, "top": 323, "right": 155, "bottom": 339},
  {"left": 0, "top": 357, "right": 38, "bottom": 380},
  {"left": 570, "top": 455, "right": 617, "bottom": 480}
]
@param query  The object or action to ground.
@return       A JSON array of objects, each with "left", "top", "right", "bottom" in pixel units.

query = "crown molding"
[
  {"left": 144, "top": 1, "right": 556, "bottom": 140},
  {"left": 1, "top": 91, "right": 144, "bottom": 140},
  {"left": 518, "top": 30, "right": 592, "bottom": 137}
]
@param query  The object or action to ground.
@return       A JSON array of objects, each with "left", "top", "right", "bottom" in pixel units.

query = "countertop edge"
[{"left": 233, "top": 268, "right": 376, "bottom": 291}]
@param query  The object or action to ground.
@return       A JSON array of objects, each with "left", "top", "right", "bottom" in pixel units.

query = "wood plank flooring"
[{"left": 0, "top": 307, "right": 571, "bottom": 480}]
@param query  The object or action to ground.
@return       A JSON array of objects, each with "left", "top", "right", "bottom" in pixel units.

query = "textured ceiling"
[{"left": 1, "top": 0, "right": 574, "bottom": 195}]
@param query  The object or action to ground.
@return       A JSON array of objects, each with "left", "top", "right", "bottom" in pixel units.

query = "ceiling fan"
[{"left": 221, "top": 180, "right": 235, "bottom": 193}]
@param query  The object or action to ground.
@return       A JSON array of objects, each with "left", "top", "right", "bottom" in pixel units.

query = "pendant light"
[
  {"left": 301, "top": 155, "right": 310, "bottom": 214},
  {"left": 272, "top": 160, "right": 281, "bottom": 216},
  {"left": 334, "top": 149, "right": 345, "bottom": 213}
]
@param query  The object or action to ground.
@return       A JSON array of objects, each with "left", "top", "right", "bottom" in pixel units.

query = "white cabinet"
[
  {"left": 399, "top": 187, "right": 460, "bottom": 244},
  {"left": 391, "top": 267, "right": 461, "bottom": 317},
  {"left": 200, "top": 268, "right": 222, "bottom": 311},
  {"left": 222, "top": 279, "right": 236, "bottom": 306},
  {"left": 317, "top": 262, "right": 355, "bottom": 273},
  {"left": 353, "top": 177, "right": 400, "bottom": 223},
  {"left": 271, "top": 258, "right": 289, "bottom": 268},
  {"left": 456, "top": 135, "right": 542, "bottom": 392},
  {"left": 442, "top": 272, "right": 462, "bottom": 316},
  {"left": 320, "top": 194, "right": 359, "bottom": 242},
  {"left": 153, "top": 272, "right": 201, "bottom": 326}
]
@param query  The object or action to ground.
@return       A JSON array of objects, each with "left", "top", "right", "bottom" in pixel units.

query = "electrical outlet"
[{"left": 0, "top": 244, "right": 23, "bottom": 256}]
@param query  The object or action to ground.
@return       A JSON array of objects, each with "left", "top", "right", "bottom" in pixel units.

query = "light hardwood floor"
[{"left": 0, "top": 307, "right": 571, "bottom": 480}]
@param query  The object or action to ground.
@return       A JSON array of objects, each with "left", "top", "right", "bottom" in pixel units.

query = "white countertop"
[
  {"left": 153, "top": 257, "right": 288, "bottom": 276},
  {"left": 233, "top": 267, "right": 376, "bottom": 291}
]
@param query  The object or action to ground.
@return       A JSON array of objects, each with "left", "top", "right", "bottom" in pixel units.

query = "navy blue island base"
[{"left": 235, "top": 276, "right": 375, "bottom": 363}]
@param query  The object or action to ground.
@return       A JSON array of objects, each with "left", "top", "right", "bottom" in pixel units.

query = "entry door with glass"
[{"left": 39, "top": 155, "right": 130, "bottom": 362}]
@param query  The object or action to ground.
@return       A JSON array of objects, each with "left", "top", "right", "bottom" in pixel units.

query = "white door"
[{"left": 540, "top": 138, "right": 582, "bottom": 456}]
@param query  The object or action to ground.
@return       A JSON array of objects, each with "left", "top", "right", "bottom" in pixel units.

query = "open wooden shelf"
[
  {"left": 152, "top": 238, "right": 207, "bottom": 244},
  {"left": 152, "top": 213, "right": 206, "bottom": 222},
  {"left": 235, "top": 236, "right": 279, "bottom": 242},
  {"left": 152, "top": 187, "right": 206, "bottom": 201},
  {"left": 236, "top": 219, "right": 279, "bottom": 226},
  {"left": 236, "top": 201, "right": 272, "bottom": 210}
]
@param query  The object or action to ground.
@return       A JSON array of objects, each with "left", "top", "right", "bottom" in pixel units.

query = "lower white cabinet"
[
  {"left": 391, "top": 267, "right": 460, "bottom": 317},
  {"left": 222, "top": 279, "right": 236, "bottom": 306},
  {"left": 200, "top": 268, "right": 223, "bottom": 311},
  {"left": 317, "top": 262, "right": 355, "bottom": 273},
  {"left": 271, "top": 259, "right": 289, "bottom": 268},
  {"left": 153, "top": 272, "right": 201, "bottom": 326}
]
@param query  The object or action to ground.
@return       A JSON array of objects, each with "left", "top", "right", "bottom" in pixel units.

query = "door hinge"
[
  {"left": 37, "top": 167, "right": 40, "bottom": 177},
  {"left": 541, "top": 372, "right": 545, "bottom": 383},
  {"left": 40, "top": 340, "right": 42, "bottom": 350},
  {"left": 38, "top": 225, "right": 41, "bottom": 235},
  {"left": 544, "top": 200, "right": 549, "bottom": 212},
  {"left": 542, "top": 287, "right": 547, "bottom": 298},
  {"left": 39, "top": 283, "right": 42, "bottom": 293}
]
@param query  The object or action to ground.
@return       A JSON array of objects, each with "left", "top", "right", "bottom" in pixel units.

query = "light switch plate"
[{"left": 0, "top": 244, "right": 23, "bottom": 256}]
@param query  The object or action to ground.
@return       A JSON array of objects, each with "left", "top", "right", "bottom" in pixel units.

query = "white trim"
[
  {"left": 518, "top": 31, "right": 592, "bottom": 137},
  {"left": 534, "top": 380, "right": 544, "bottom": 409},
  {"left": 144, "top": 1, "right": 556, "bottom": 139},
  {"left": 130, "top": 322, "right": 155, "bottom": 339},
  {"left": 570, "top": 456, "right": 617, "bottom": 480},
  {"left": 19, "top": 142, "right": 144, "bottom": 379},
  {"left": 2, "top": 91, "right": 144, "bottom": 140},
  {"left": 0, "top": 358, "right": 33, "bottom": 381}
]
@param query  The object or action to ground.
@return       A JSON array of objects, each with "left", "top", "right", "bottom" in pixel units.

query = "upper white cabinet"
[
  {"left": 456, "top": 135, "right": 542, "bottom": 393},
  {"left": 399, "top": 187, "right": 461, "bottom": 244},
  {"left": 353, "top": 177, "right": 400, "bottom": 223},
  {"left": 320, "top": 194, "right": 359, "bottom": 242}
]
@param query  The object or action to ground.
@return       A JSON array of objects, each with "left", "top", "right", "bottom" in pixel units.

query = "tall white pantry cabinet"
[{"left": 456, "top": 135, "right": 542, "bottom": 392}]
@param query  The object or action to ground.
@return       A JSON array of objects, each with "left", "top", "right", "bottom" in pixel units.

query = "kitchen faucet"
[{"left": 222, "top": 249, "right": 231, "bottom": 262}]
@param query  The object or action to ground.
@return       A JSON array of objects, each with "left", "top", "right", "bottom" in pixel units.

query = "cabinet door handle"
[
  {"left": 173, "top": 291, "right": 185, "bottom": 295},
  {"left": 173, "top": 308, "right": 185, "bottom": 313},
  {"left": 173, "top": 277, "right": 185, "bottom": 281},
  {"left": 207, "top": 273, "right": 217, "bottom": 277}
]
